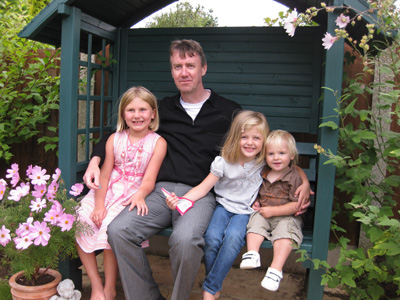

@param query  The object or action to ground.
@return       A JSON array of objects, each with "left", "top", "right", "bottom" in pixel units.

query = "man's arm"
[{"left": 83, "top": 132, "right": 113, "bottom": 189}]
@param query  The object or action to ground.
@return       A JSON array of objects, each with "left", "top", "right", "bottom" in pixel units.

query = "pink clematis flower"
[
  {"left": 335, "top": 13, "right": 350, "bottom": 28},
  {"left": 0, "top": 182, "right": 6, "bottom": 200},
  {"left": 29, "top": 166, "right": 50, "bottom": 186},
  {"left": 28, "top": 221, "right": 51, "bottom": 246},
  {"left": 58, "top": 213, "right": 75, "bottom": 232},
  {"left": 30, "top": 198, "right": 47, "bottom": 213},
  {"left": 322, "top": 32, "right": 338, "bottom": 50},
  {"left": 32, "top": 184, "right": 47, "bottom": 198},
  {"left": 69, "top": 183, "right": 84, "bottom": 196},
  {"left": 0, "top": 225, "right": 11, "bottom": 246},
  {"left": 284, "top": 9, "right": 298, "bottom": 37},
  {"left": 14, "top": 235, "right": 33, "bottom": 250}
]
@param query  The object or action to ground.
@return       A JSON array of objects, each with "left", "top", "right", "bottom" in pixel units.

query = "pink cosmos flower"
[
  {"left": 29, "top": 166, "right": 50, "bottom": 186},
  {"left": 52, "top": 168, "right": 61, "bottom": 181},
  {"left": 0, "top": 182, "right": 6, "bottom": 200},
  {"left": 6, "top": 163, "right": 20, "bottom": 187},
  {"left": 322, "top": 32, "right": 338, "bottom": 50},
  {"left": 14, "top": 235, "right": 33, "bottom": 250},
  {"left": 9, "top": 183, "right": 30, "bottom": 202},
  {"left": 284, "top": 9, "right": 298, "bottom": 37},
  {"left": 69, "top": 183, "right": 84, "bottom": 196},
  {"left": 47, "top": 181, "right": 59, "bottom": 200},
  {"left": 32, "top": 184, "right": 47, "bottom": 198},
  {"left": 44, "top": 201, "right": 64, "bottom": 225},
  {"left": 335, "top": 13, "right": 350, "bottom": 28},
  {"left": 58, "top": 213, "right": 75, "bottom": 232},
  {"left": 16, "top": 217, "right": 34, "bottom": 237},
  {"left": 30, "top": 198, "right": 47, "bottom": 213},
  {"left": 0, "top": 225, "right": 11, "bottom": 246},
  {"left": 28, "top": 221, "right": 51, "bottom": 246},
  {"left": 26, "top": 165, "right": 34, "bottom": 176}
]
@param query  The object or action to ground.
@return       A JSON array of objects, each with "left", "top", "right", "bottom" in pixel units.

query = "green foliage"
[
  {"left": 293, "top": 1, "right": 400, "bottom": 299},
  {"left": 0, "top": 279, "right": 12, "bottom": 300},
  {"left": 145, "top": 2, "right": 218, "bottom": 28},
  {"left": 0, "top": 0, "right": 60, "bottom": 162}
]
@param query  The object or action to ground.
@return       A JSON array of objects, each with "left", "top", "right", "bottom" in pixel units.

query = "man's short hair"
[{"left": 169, "top": 39, "right": 207, "bottom": 66}]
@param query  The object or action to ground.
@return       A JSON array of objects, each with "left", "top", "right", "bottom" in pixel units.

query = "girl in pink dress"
[{"left": 76, "top": 86, "right": 167, "bottom": 300}]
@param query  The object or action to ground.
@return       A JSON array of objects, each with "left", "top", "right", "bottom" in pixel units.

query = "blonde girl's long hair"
[
  {"left": 221, "top": 110, "right": 269, "bottom": 165},
  {"left": 116, "top": 86, "right": 159, "bottom": 132}
]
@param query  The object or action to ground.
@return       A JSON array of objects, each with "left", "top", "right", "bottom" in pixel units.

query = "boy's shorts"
[{"left": 247, "top": 212, "right": 303, "bottom": 246}]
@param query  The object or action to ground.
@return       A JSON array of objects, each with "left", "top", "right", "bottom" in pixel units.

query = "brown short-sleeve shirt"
[{"left": 257, "top": 164, "right": 303, "bottom": 207}]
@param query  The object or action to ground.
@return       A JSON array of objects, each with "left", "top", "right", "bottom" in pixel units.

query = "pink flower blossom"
[
  {"left": 16, "top": 217, "right": 34, "bottom": 237},
  {"left": 58, "top": 214, "right": 75, "bottom": 231},
  {"left": 28, "top": 221, "right": 51, "bottom": 246},
  {"left": 44, "top": 201, "right": 64, "bottom": 225},
  {"left": 0, "top": 225, "right": 11, "bottom": 246},
  {"left": 6, "top": 164, "right": 20, "bottom": 187},
  {"left": 284, "top": 9, "right": 298, "bottom": 37},
  {"left": 30, "top": 198, "right": 47, "bottom": 213},
  {"left": 52, "top": 168, "right": 61, "bottom": 181},
  {"left": 0, "top": 182, "right": 6, "bottom": 201},
  {"left": 322, "top": 32, "right": 338, "bottom": 50},
  {"left": 9, "top": 183, "right": 30, "bottom": 202},
  {"left": 335, "top": 13, "right": 350, "bottom": 28},
  {"left": 29, "top": 166, "right": 50, "bottom": 186},
  {"left": 26, "top": 165, "right": 34, "bottom": 176},
  {"left": 46, "top": 181, "right": 59, "bottom": 200},
  {"left": 69, "top": 183, "right": 84, "bottom": 196},
  {"left": 14, "top": 235, "right": 33, "bottom": 250},
  {"left": 32, "top": 184, "right": 47, "bottom": 198}
]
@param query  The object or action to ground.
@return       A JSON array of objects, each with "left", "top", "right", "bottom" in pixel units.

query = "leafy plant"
[
  {"left": 0, "top": 0, "right": 60, "bottom": 162},
  {"left": 285, "top": 1, "right": 400, "bottom": 299},
  {"left": 145, "top": 2, "right": 218, "bottom": 28}
]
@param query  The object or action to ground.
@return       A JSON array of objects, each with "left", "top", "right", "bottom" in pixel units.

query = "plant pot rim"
[{"left": 9, "top": 268, "right": 62, "bottom": 292}]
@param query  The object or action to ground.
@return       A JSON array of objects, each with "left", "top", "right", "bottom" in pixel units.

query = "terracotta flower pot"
[{"left": 8, "top": 268, "right": 62, "bottom": 300}]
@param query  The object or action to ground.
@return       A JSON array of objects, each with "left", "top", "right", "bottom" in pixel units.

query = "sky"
[{"left": 133, "top": 0, "right": 288, "bottom": 28}]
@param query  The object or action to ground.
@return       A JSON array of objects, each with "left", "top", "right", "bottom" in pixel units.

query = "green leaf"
[{"left": 319, "top": 121, "right": 339, "bottom": 130}]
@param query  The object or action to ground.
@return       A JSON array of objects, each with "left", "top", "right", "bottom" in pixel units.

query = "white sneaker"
[
  {"left": 261, "top": 267, "right": 283, "bottom": 291},
  {"left": 240, "top": 251, "right": 261, "bottom": 269}
]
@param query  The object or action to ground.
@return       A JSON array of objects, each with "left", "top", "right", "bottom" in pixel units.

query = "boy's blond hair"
[
  {"left": 266, "top": 130, "right": 298, "bottom": 165},
  {"left": 116, "top": 86, "right": 159, "bottom": 132},
  {"left": 221, "top": 110, "right": 269, "bottom": 165}
]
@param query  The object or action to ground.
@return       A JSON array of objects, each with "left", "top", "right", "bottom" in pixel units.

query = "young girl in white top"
[
  {"left": 76, "top": 87, "right": 167, "bottom": 300},
  {"left": 166, "top": 110, "right": 268, "bottom": 299}
]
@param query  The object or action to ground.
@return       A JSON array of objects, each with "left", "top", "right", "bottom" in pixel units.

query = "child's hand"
[
  {"left": 165, "top": 193, "right": 179, "bottom": 210},
  {"left": 258, "top": 207, "right": 274, "bottom": 219},
  {"left": 252, "top": 201, "right": 261, "bottom": 211},
  {"left": 90, "top": 206, "right": 107, "bottom": 227},
  {"left": 123, "top": 193, "right": 148, "bottom": 216}
]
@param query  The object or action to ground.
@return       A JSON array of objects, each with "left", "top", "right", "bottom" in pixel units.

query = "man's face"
[{"left": 170, "top": 50, "right": 207, "bottom": 96}]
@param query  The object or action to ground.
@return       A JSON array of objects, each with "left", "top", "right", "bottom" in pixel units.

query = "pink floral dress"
[{"left": 76, "top": 130, "right": 160, "bottom": 252}]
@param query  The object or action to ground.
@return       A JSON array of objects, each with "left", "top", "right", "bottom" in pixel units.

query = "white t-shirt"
[{"left": 180, "top": 89, "right": 210, "bottom": 120}]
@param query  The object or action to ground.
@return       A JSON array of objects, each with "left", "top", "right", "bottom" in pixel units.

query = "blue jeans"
[{"left": 202, "top": 204, "right": 250, "bottom": 295}]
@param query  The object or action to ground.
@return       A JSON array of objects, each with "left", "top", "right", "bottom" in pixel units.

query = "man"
[{"left": 84, "top": 39, "right": 310, "bottom": 300}]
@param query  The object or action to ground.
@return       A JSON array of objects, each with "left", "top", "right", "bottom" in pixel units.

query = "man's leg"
[
  {"left": 168, "top": 183, "right": 216, "bottom": 300},
  {"left": 107, "top": 182, "right": 173, "bottom": 300}
]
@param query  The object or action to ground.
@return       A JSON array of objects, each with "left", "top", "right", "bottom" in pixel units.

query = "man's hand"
[{"left": 83, "top": 157, "right": 101, "bottom": 190}]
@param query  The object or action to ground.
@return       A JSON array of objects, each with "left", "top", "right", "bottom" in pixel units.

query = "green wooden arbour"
[{"left": 18, "top": 1, "right": 382, "bottom": 299}]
